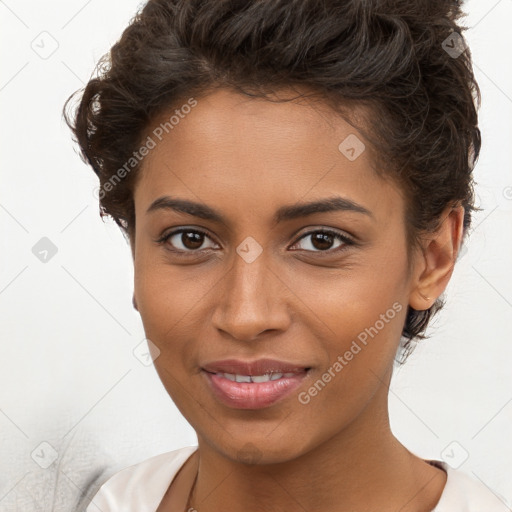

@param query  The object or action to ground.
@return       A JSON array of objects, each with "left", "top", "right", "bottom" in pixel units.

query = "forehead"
[{"left": 134, "top": 87, "right": 403, "bottom": 225}]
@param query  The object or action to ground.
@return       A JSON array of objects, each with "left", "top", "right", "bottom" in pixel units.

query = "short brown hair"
[{"left": 63, "top": 0, "right": 481, "bottom": 360}]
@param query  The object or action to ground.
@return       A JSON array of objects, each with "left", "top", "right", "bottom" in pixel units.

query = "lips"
[{"left": 201, "top": 358, "right": 311, "bottom": 376}]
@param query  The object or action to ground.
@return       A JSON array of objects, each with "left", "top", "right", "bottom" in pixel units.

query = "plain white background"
[{"left": 1, "top": 0, "right": 511, "bottom": 510}]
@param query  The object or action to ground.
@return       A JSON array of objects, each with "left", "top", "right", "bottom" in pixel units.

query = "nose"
[{"left": 211, "top": 248, "right": 291, "bottom": 341}]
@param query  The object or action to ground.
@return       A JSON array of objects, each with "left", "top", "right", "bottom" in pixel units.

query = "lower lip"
[{"left": 202, "top": 370, "right": 309, "bottom": 409}]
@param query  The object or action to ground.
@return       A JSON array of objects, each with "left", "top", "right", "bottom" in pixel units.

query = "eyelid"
[
  {"left": 290, "top": 227, "right": 355, "bottom": 252},
  {"left": 155, "top": 226, "right": 218, "bottom": 248},
  {"left": 156, "top": 226, "right": 355, "bottom": 255}
]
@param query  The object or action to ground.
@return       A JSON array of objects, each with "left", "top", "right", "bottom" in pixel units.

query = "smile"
[{"left": 202, "top": 369, "right": 310, "bottom": 409}]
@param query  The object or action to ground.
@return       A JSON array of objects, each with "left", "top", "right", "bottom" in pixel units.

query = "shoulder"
[
  {"left": 85, "top": 445, "right": 198, "bottom": 512},
  {"left": 432, "top": 461, "right": 507, "bottom": 512}
]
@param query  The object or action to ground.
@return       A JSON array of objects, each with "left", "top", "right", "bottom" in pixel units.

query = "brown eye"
[
  {"left": 179, "top": 231, "right": 204, "bottom": 250},
  {"left": 291, "top": 229, "right": 354, "bottom": 254},
  {"left": 311, "top": 232, "right": 335, "bottom": 250},
  {"left": 159, "top": 228, "right": 218, "bottom": 253}
]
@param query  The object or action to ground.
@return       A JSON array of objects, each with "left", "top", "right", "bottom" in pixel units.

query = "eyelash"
[{"left": 155, "top": 227, "right": 355, "bottom": 257}]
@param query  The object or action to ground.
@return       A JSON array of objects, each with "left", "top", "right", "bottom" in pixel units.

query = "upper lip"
[{"left": 202, "top": 358, "right": 311, "bottom": 376}]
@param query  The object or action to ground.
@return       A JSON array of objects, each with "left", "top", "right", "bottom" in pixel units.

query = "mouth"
[
  {"left": 200, "top": 359, "right": 312, "bottom": 409},
  {"left": 201, "top": 358, "right": 311, "bottom": 376},
  {"left": 203, "top": 369, "right": 310, "bottom": 383}
]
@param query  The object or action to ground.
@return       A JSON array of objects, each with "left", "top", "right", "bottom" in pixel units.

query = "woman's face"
[{"left": 132, "top": 88, "right": 422, "bottom": 463}]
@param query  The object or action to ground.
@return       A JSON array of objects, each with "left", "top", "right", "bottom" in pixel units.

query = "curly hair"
[{"left": 63, "top": 0, "right": 481, "bottom": 361}]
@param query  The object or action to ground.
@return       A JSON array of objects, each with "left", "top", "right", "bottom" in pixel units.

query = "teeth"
[
  {"left": 250, "top": 374, "right": 275, "bottom": 383},
  {"left": 219, "top": 372, "right": 297, "bottom": 383}
]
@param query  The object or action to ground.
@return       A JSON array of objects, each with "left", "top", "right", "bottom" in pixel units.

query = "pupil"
[
  {"left": 313, "top": 232, "right": 332, "bottom": 250},
  {"left": 183, "top": 231, "right": 203, "bottom": 249}
]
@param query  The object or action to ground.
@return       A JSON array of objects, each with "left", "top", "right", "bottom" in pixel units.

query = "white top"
[{"left": 86, "top": 445, "right": 505, "bottom": 512}]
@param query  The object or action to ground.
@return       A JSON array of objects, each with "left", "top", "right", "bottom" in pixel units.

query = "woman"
[{"left": 64, "top": 0, "right": 503, "bottom": 510}]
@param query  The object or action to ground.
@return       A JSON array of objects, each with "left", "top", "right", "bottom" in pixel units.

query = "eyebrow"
[{"left": 146, "top": 195, "right": 373, "bottom": 224}]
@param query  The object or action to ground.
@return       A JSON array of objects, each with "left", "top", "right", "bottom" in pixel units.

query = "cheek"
[
  {"left": 303, "top": 279, "right": 405, "bottom": 380},
  {"left": 287, "top": 246, "right": 409, "bottom": 383},
  {"left": 295, "top": 277, "right": 406, "bottom": 422},
  {"left": 135, "top": 248, "right": 193, "bottom": 316},
  {"left": 134, "top": 258, "right": 185, "bottom": 340},
  {"left": 133, "top": 257, "right": 222, "bottom": 363},
  {"left": 289, "top": 247, "right": 408, "bottom": 335}
]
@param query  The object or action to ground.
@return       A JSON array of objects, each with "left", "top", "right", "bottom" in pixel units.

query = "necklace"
[{"left": 185, "top": 466, "right": 199, "bottom": 511}]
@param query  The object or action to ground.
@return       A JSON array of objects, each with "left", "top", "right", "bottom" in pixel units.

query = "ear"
[
  {"left": 132, "top": 293, "right": 139, "bottom": 311},
  {"left": 409, "top": 204, "right": 465, "bottom": 311}
]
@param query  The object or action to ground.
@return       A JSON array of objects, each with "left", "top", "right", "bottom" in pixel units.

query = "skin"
[{"left": 130, "top": 87, "right": 464, "bottom": 512}]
